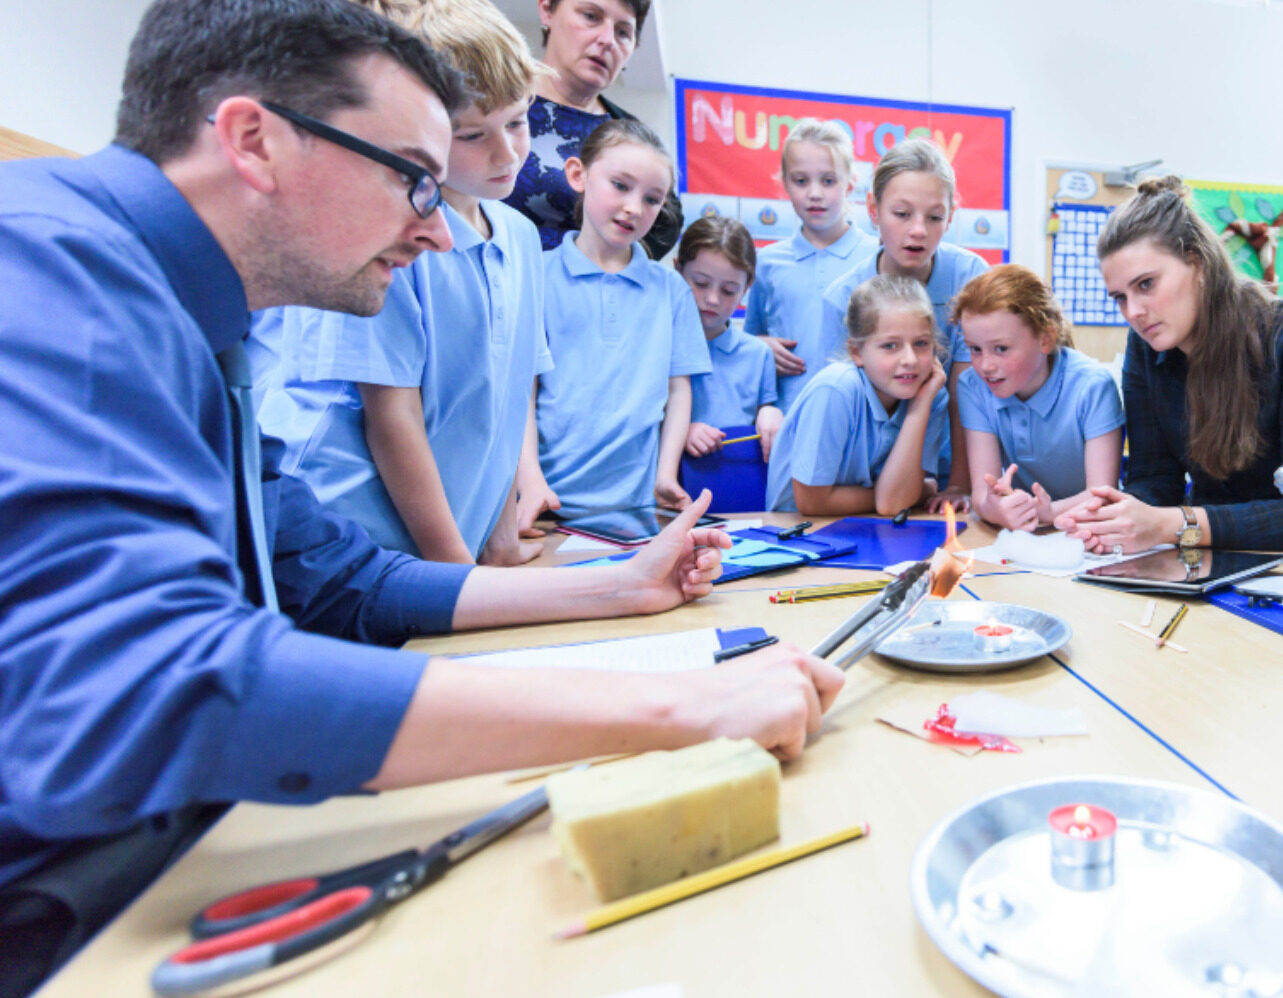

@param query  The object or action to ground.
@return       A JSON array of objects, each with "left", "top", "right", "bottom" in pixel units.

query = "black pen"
[
  {"left": 713, "top": 635, "right": 779, "bottom": 663},
  {"left": 777, "top": 522, "right": 812, "bottom": 540}
]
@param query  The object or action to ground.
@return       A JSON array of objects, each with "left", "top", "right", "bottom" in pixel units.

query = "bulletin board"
[
  {"left": 1186, "top": 178, "right": 1283, "bottom": 294},
  {"left": 675, "top": 79, "right": 1012, "bottom": 264},
  {"left": 1043, "top": 167, "right": 1136, "bottom": 363}
]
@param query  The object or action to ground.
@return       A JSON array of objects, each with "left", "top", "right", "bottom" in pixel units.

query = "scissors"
[{"left": 151, "top": 783, "right": 550, "bottom": 996}]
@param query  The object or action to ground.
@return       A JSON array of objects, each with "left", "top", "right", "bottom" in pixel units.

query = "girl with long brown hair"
[{"left": 1057, "top": 176, "right": 1283, "bottom": 553}]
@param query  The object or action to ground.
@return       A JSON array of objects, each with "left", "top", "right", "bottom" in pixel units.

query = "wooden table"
[{"left": 40, "top": 515, "right": 1282, "bottom": 997}]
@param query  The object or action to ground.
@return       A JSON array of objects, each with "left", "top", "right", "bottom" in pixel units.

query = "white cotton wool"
[{"left": 991, "top": 529, "right": 1086, "bottom": 570}]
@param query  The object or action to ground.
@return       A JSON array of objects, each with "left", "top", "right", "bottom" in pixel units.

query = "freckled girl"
[
  {"left": 675, "top": 216, "right": 782, "bottom": 462},
  {"left": 820, "top": 138, "right": 989, "bottom": 511},
  {"left": 743, "top": 118, "right": 873, "bottom": 412},
  {"left": 537, "top": 118, "right": 710, "bottom": 514},
  {"left": 953, "top": 265, "right": 1124, "bottom": 532},
  {"left": 765, "top": 275, "right": 949, "bottom": 516}
]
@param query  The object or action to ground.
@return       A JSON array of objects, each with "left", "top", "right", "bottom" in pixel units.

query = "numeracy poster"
[{"left": 674, "top": 79, "right": 1012, "bottom": 264}]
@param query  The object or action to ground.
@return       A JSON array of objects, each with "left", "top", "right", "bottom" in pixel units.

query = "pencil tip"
[{"left": 554, "top": 924, "right": 584, "bottom": 940}]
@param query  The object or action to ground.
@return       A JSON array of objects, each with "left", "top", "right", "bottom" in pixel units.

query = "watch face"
[{"left": 1178, "top": 526, "right": 1202, "bottom": 547}]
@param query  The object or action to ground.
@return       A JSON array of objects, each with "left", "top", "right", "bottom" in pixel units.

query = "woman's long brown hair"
[{"left": 1098, "top": 175, "right": 1278, "bottom": 479}]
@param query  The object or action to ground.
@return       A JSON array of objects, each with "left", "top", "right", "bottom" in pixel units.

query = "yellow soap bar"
[{"left": 546, "top": 737, "right": 781, "bottom": 901}]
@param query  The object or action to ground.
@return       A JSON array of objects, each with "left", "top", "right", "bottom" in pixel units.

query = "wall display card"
[{"left": 1050, "top": 203, "right": 1127, "bottom": 327}]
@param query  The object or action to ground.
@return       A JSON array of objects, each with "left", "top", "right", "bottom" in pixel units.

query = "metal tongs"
[{"left": 809, "top": 559, "right": 934, "bottom": 670}]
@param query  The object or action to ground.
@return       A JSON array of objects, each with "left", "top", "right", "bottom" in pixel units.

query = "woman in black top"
[{"left": 1057, "top": 176, "right": 1283, "bottom": 553}]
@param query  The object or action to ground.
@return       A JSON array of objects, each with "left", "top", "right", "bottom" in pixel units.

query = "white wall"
[{"left": 659, "top": 0, "right": 1283, "bottom": 269}]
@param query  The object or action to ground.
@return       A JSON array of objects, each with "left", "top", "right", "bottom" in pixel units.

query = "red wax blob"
[{"left": 1048, "top": 803, "right": 1118, "bottom": 839}]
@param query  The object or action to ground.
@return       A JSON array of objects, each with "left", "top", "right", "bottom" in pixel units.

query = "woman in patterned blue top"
[{"left": 503, "top": 0, "right": 682, "bottom": 257}]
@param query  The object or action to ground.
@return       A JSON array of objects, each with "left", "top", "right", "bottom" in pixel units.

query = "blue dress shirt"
[
  {"left": 256, "top": 200, "right": 552, "bottom": 557},
  {"left": 765, "top": 361, "right": 949, "bottom": 512},
  {"left": 957, "top": 347, "right": 1124, "bottom": 499},
  {"left": 743, "top": 223, "right": 873, "bottom": 411},
  {"left": 0, "top": 147, "right": 471, "bottom": 890},
  {"left": 537, "top": 233, "right": 711, "bottom": 514},
  {"left": 1122, "top": 320, "right": 1283, "bottom": 549},
  {"left": 691, "top": 326, "right": 778, "bottom": 427}
]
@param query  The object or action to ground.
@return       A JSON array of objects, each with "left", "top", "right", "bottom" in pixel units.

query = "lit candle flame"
[
  {"left": 1073, "top": 805, "right": 1092, "bottom": 825},
  {"left": 928, "top": 503, "right": 974, "bottom": 598}
]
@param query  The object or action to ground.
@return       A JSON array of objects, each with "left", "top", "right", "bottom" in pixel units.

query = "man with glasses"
[{"left": 0, "top": 0, "right": 843, "bottom": 992}]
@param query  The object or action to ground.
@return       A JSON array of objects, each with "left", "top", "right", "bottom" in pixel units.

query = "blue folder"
[
  {"left": 1206, "top": 589, "right": 1283, "bottom": 638},
  {"left": 807, "top": 516, "right": 967, "bottom": 570}
]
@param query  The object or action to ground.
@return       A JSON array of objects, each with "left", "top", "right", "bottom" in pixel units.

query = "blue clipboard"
[
  {"left": 564, "top": 528, "right": 858, "bottom": 583},
  {"left": 1206, "top": 589, "right": 1283, "bottom": 638},
  {"left": 806, "top": 516, "right": 967, "bottom": 570}
]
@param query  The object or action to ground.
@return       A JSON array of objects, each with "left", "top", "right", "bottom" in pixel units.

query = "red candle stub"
[
  {"left": 1049, "top": 803, "right": 1117, "bottom": 890},
  {"left": 973, "top": 621, "right": 1014, "bottom": 653}
]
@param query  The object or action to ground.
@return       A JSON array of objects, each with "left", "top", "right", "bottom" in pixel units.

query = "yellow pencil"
[
  {"left": 719, "top": 433, "right": 761, "bottom": 446},
  {"left": 1156, "top": 603, "right": 1189, "bottom": 649},
  {"left": 554, "top": 821, "right": 870, "bottom": 939},
  {"left": 770, "top": 581, "right": 887, "bottom": 604}
]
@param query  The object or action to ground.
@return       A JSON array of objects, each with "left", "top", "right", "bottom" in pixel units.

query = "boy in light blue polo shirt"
[
  {"left": 953, "top": 265, "right": 1124, "bottom": 531},
  {"left": 254, "top": 0, "right": 557, "bottom": 564},
  {"left": 743, "top": 119, "right": 873, "bottom": 412}
]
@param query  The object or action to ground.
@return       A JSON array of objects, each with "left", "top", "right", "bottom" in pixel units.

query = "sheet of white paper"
[
  {"left": 950, "top": 691, "right": 1088, "bottom": 738},
  {"left": 555, "top": 534, "right": 622, "bottom": 553},
  {"left": 1235, "top": 574, "right": 1283, "bottom": 598},
  {"left": 462, "top": 628, "right": 721, "bottom": 673},
  {"left": 591, "top": 986, "right": 683, "bottom": 998},
  {"left": 723, "top": 518, "right": 764, "bottom": 533},
  {"left": 968, "top": 531, "right": 1173, "bottom": 578}
]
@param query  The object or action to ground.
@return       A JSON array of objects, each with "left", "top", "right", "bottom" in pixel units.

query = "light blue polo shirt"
[
  {"left": 255, "top": 199, "right": 552, "bottom": 557},
  {"left": 743, "top": 222, "right": 873, "bottom": 411},
  {"left": 819, "top": 242, "right": 990, "bottom": 367},
  {"left": 956, "top": 346, "right": 1124, "bottom": 499},
  {"left": 538, "top": 232, "right": 711, "bottom": 514},
  {"left": 691, "top": 325, "right": 778, "bottom": 427},
  {"left": 765, "top": 361, "right": 949, "bottom": 512}
]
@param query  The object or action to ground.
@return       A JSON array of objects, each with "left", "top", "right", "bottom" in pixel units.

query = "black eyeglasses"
[{"left": 217, "top": 101, "right": 442, "bottom": 219}]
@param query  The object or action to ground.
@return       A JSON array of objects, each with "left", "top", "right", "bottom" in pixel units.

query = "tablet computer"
[
  {"left": 1075, "top": 549, "right": 1283, "bottom": 595},
  {"left": 555, "top": 506, "right": 726, "bottom": 547}
]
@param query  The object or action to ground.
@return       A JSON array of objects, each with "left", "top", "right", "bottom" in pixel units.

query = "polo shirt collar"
[
  {"left": 93, "top": 144, "right": 248, "bottom": 355},
  {"left": 708, "top": 325, "right": 736, "bottom": 353},
  {"left": 559, "top": 230, "right": 647, "bottom": 286},
  {"left": 854, "top": 363, "right": 906, "bottom": 426},
  {"left": 443, "top": 200, "right": 511, "bottom": 260},
  {"left": 829, "top": 222, "right": 867, "bottom": 261},
  {"left": 996, "top": 349, "right": 1067, "bottom": 418}
]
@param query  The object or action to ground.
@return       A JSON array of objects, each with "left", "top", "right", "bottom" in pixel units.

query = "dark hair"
[
  {"left": 1098, "top": 175, "right": 1278, "bottom": 477},
  {"left": 540, "top": 0, "right": 650, "bottom": 46},
  {"left": 115, "top": 0, "right": 468, "bottom": 163},
  {"left": 571, "top": 117, "right": 674, "bottom": 238},
  {"left": 676, "top": 216, "right": 756, "bottom": 285}
]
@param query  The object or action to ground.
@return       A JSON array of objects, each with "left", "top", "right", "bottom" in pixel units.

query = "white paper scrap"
[
  {"left": 1235, "top": 574, "right": 1283, "bottom": 598},
  {"left": 555, "top": 534, "right": 622, "bottom": 553},
  {"left": 949, "top": 691, "right": 1088, "bottom": 738},
  {"left": 968, "top": 530, "right": 1172, "bottom": 578},
  {"left": 723, "top": 518, "right": 764, "bottom": 533},
  {"left": 462, "top": 628, "right": 720, "bottom": 674}
]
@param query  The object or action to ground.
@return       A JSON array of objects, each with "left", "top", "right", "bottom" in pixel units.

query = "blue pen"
[{"left": 713, "top": 635, "right": 779, "bottom": 663}]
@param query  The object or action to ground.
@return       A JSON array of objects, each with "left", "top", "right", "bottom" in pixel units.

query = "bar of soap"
[{"left": 546, "top": 738, "right": 781, "bottom": 901}]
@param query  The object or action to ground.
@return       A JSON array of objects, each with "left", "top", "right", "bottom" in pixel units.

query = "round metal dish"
[
  {"left": 874, "top": 600, "right": 1070, "bottom": 673},
  {"left": 911, "top": 776, "right": 1283, "bottom": 998}
]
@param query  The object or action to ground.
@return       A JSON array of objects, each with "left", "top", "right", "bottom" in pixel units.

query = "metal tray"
[
  {"left": 911, "top": 776, "right": 1283, "bottom": 998},
  {"left": 874, "top": 600, "right": 1071, "bottom": 673}
]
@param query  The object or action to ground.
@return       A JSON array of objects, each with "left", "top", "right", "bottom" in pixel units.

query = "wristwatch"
[
  {"left": 1179, "top": 546, "right": 1204, "bottom": 582},
  {"left": 1176, "top": 505, "right": 1202, "bottom": 548}
]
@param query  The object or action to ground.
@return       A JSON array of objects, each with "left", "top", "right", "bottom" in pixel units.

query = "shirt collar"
[
  {"left": 559, "top": 230, "right": 648, "bottom": 286},
  {"left": 786, "top": 229, "right": 819, "bottom": 262},
  {"left": 708, "top": 325, "right": 736, "bottom": 353},
  {"left": 829, "top": 223, "right": 868, "bottom": 261},
  {"left": 92, "top": 145, "right": 248, "bottom": 354},
  {"left": 853, "top": 363, "right": 906, "bottom": 427},
  {"left": 443, "top": 200, "right": 510, "bottom": 258},
  {"left": 996, "top": 349, "right": 1067, "bottom": 417},
  {"left": 923, "top": 250, "right": 953, "bottom": 306}
]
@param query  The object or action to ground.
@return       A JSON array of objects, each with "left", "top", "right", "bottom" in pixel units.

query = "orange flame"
[{"left": 929, "top": 503, "right": 974, "bottom": 598}]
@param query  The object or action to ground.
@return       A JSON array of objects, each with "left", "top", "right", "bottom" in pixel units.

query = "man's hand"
[{"left": 624, "top": 488, "right": 731, "bottom": 612}]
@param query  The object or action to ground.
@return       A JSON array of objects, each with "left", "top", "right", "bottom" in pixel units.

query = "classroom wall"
[
  {"left": 658, "top": 0, "right": 1283, "bottom": 270},
  {"left": 7, "top": 0, "right": 1283, "bottom": 273}
]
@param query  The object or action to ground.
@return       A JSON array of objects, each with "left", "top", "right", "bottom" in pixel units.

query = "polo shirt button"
[{"left": 278, "top": 772, "right": 312, "bottom": 794}]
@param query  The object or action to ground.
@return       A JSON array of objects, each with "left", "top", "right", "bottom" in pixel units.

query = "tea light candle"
[
  {"left": 1049, "top": 803, "right": 1117, "bottom": 890},
  {"left": 973, "top": 622, "right": 1014, "bottom": 654}
]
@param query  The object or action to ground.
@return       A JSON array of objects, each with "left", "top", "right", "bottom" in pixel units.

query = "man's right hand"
[{"left": 679, "top": 642, "right": 845, "bottom": 760}]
